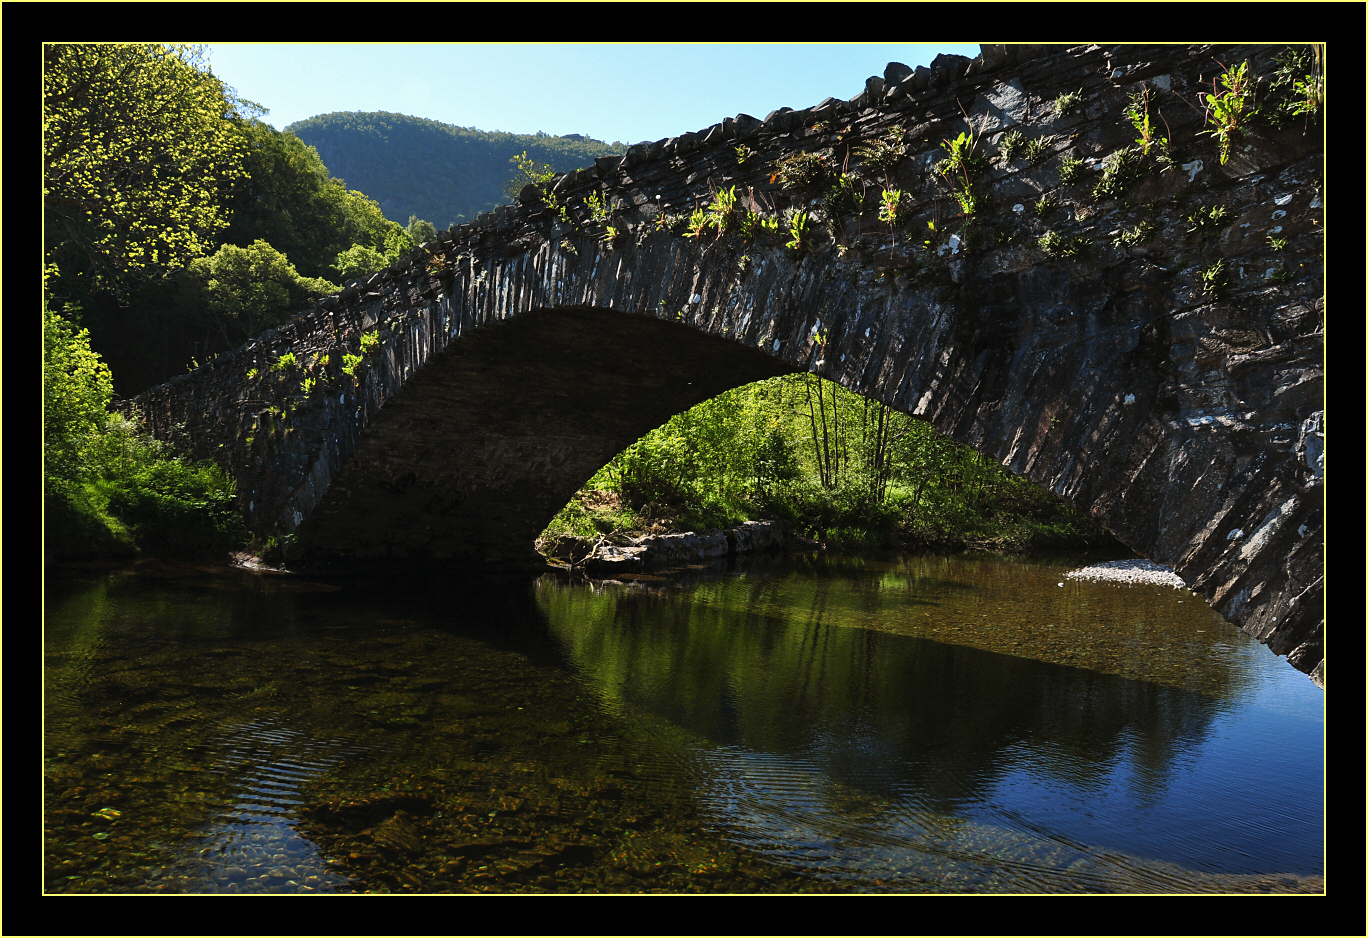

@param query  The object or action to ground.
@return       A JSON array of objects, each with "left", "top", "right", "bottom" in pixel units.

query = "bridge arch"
[{"left": 132, "top": 43, "right": 1321, "bottom": 681}]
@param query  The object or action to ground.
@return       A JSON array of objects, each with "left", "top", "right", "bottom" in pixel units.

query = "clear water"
[{"left": 43, "top": 551, "right": 1323, "bottom": 893}]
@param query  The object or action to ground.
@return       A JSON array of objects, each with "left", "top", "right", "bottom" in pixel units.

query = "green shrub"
[{"left": 45, "top": 292, "right": 246, "bottom": 560}]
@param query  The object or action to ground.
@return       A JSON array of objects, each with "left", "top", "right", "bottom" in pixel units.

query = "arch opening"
[{"left": 536, "top": 373, "right": 1126, "bottom": 558}]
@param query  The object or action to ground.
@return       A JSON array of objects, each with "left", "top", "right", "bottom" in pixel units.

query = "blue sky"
[{"left": 208, "top": 43, "right": 983, "bottom": 146}]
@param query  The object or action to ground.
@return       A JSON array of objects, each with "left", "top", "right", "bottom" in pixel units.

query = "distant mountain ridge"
[{"left": 286, "top": 111, "right": 624, "bottom": 230}]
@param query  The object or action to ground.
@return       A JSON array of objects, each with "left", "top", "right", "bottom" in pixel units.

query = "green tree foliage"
[
  {"left": 547, "top": 376, "right": 1114, "bottom": 551},
  {"left": 181, "top": 240, "right": 338, "bottom": 349},
  {"left": 406, "top": 214, "right": 438, "bottom": 246},
  {"left": 220, "top": 117, "right": 420, "bottom": 282},
  {"left": 43, "top": 43, "right": 249, "bottom": 301},
  {"left": 333, "top": 244, "right": 391, "bottom": 282},
  {"left": 287, "top": 112, "right": 623, "bottom": 228},
  {"left": 44, "top": 294, "right": 245, "bottom": 560},
  {"left": 221, "top": 119, "right": 370, "bottom": 280},
  {"left": 334, "top": 226, "right": 416, "bottom": 281},
  {"left": 44, "top": 298, "right": 114, "bottom": 480}
]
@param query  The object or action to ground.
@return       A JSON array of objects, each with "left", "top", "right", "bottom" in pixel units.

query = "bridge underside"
[{"left": 298, "top": 307, "right": 791, "bottom": 567}]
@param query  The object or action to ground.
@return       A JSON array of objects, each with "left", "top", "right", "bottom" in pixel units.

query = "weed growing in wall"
[
  {"left": 854, "top": 127, "right": 907, "bottom": 176},
  {"left": 1202, "top": 59, "right": 1255, "bottom": 165},
  {"left": 1111, "top": 221, "right": 1155, "bottom": 248},
  {"left": 1266, "top": 46, "right": 1323, "bottom": 126},
  {"left": 879, "top": 189, "right": 905, "bottom": 227},
  {"left": 1092, "top": 146, "right": 1145, "bottom": 202},
  {"left": 1024, "top": 135, "right": 1055, "bottom": 163},
  {"left": 825, "top": 174, "right": 865, "bottom": 222},
  {"left": 1200, "top": 258, "right": 1229, "bottom": 295},
  {"left": 998, "top": 130, "right": 1027, "bottom": 163},
  {"left": 1054, "top": 88, "right": 1085, "bottom": 117},
  {"left": 771, "top": 151, "right": 831, "bottom": 191},
  {"left": 1039, "top": 230, "right": 1092, "bottom": 258},
  {"left": 1185, "top": 203, "right": 1232, "bottom": 237},
  {"left": 786, "top": 210, "right": 813, "bottom": 254},
  {"left": 1058, "top": 155, "right": 1088, "bottom": 185},
  {"left": 585, "top": 190, "right": 612, "bottom": 224},
  {"left": 935, "top": 129, "right": 987, "bottom": 188}
]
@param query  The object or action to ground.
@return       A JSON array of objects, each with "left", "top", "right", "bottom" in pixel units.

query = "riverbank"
[{"left": 537, "top": 519, "right": 816, "bottom": 576}]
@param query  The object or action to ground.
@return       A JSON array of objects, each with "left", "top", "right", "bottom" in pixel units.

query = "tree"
[
  {"left": 44, "top": 298, "right": 114, "bottom": 482},
  {"left": 181, "top": 240, "right": 337, "bottom": 350},
  {"left": 406, "top": 214, "right": 438, "bottom": 246},
  {"left": 220, "top": 119, "right": 337, "bottom": 279},
  {"left": 43, "top": 43, "right": 249, "bottom": 301}
]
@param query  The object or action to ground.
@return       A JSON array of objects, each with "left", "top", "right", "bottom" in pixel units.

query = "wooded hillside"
[{"left": 286, "top": 112, "right": 625, "bottom": 230}]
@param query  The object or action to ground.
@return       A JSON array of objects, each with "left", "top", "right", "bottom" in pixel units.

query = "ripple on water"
[{"left": 148, "top": 720, "right": 369, "bottom": 893}]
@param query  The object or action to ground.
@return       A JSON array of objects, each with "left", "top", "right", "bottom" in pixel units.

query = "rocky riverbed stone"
[{"left": 1065, "top": 559, "right": 1188, "bottom": 589}]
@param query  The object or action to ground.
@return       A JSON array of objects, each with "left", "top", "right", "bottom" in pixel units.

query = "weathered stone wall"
[{"left": 130, "top": 43, "right": 1322, "bottom": 683}]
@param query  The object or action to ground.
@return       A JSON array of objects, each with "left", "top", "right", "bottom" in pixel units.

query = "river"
[{"left": 43, "top": 550, "right": 1323, "bottom": 893}]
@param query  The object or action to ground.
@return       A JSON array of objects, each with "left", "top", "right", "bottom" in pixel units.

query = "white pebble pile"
[{"left": 1064, "top": 559, "right": 1188, "bottom": 589}]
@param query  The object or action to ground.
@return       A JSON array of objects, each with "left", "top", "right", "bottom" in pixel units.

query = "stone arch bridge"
[{"left": 132, "top": 44, "right": 1323, "bottom": 683}]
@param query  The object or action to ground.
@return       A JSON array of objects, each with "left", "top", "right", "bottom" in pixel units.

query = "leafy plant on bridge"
[
  {"left": 853, "top": 127, "right": 907, "bottom": 179},
  {"left": 1039, "top": 230, "right": 1092, "bottom": 259},
  {"left": 1202, "top": 59, "right": 1255, "bottom": 165},
  {"left": 771, "top": 151, "right": 830, "bottom": 191},
  {"left": 1024, "top": 135, "right": 1055, "bottom": 163},
  {"left": 1091, "top": 146, "right": 1146, "bottom": 202},
  {"left": 825, "top": 174, "right": 865, "bottom": 226},
  {"left": 997, "top": 130, "right": 1028, "bottom": 163},
  {"left": 601, "top": 225, "right": 626, "bottom": 250},
  {"left": 878, "top": 189, "right": 905, "bottom": 228},
  {"left": 1200, "top": 258, "right": 1229, "bottom": 295},
  {"left": 1111, "top": 221, "right": 1155, "bottom": 249},
  {"left": 786, "top": 210, "right": 813, "bottom": 254},
  {"left": 1054, "top": 88, "right": 1085, "bottom": 117},
  {"left": 1265, "top": 46, "right": 1322, "bottom": 127},
  {"left": 585, "top": 190, "right": 612, "bottom": 224},
  {"left": 1184, "top": 203, "right": 1233, "bottom": 237},
  {"left": 1057, "top": 155, "right": 1088, "bottom": 185}
]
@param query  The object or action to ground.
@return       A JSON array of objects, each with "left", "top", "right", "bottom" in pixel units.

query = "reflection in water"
[
  {"left": 537, "top": 552, "right": 1322, "bottom": 892},
  {"left": 43, "top": 553, "right": 1322, "bottom": 893}
]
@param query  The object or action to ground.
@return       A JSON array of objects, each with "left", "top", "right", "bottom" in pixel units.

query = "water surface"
[{"left": 43, "top": 551, "right": 1322, "bottom": 893}]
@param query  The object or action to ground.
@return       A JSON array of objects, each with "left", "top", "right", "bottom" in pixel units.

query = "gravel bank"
[{"left": 1065, "top": 559, "right": 1187, "bottom": 589}]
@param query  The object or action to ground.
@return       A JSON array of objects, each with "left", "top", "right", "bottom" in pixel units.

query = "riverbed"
[{"left": 43, "top": 550, "right": 1323, "bottom": 893}]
